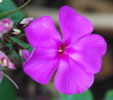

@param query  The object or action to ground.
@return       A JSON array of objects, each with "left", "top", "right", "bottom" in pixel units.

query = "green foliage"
[
  {"left": 104, "top": 90, "right": 113, "bottom": 100},
  {"left": 0, "top": 76, "right": 17, "bottom": 100},
  {"left": 59, "top": 89, "right": 93, "bottom": 100},
  {"left": 0, "top": 0, "right": 24, "bottom": 24},
  {"left": 10, "top": 37, "right": 31, "bottom": 49}
]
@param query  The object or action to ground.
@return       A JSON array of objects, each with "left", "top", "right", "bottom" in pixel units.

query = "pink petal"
[
  {"left": 0, "top": 22, "right": 7, "bottom": 34},
  {"left": 59, "top": 5, "right": 93, "bottom": 44},
  {"left": 1, "top": 18, "right": 13, "bottom": 29},
  {"left": 0, "top": 51, "right": 15, "bottom": 70},
  {"left": 23, "top": 47, "right": 59, "bottom": 85},
  {"left": 20, "top": 17, "right": 33, "bottom": 25},
  {"left": 54, "top": 58, "right": 94, "bottom": 94},
  {"left": 21, "top": 49, "right": 31, "bottom": 60},
  {"left": 69, "top": 34, "right": 107, "bottom": 74},
  {"left": 25, "top": 16, "right": 61, "bottom": 48}
]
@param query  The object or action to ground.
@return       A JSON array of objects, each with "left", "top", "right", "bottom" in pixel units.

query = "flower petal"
[
  {"left": 0, "top": 51, "right": 15, "bottom": 70},
  {"left": 1, "top": 18, "right": 13, "bottom": 29},
  {"left": 54, "top": 58, "right": 94, "bottom": 94},
  {"left": 21, "top": 49, "right": 31, "bottom": 60},
  {"left": 25, "top": 16, "right": 61, "bottom": 48},
  {"left": 23, "top": 47, "right": 59, "bottom": 85},
  {"left": 0, "top": 22, "right": 7, "bottom": 35},
  {"left": 70, "top": 34, "right": 107, "bottom": 74},
  {"left": 59, "top": 5, "right": 93, "bottom": 43}
]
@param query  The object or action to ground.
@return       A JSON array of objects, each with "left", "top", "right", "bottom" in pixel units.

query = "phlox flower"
[
  {"left": 23, "top": 5, "right": 107, "bottom": 94},
  {"left": 0, "top": 51, "right": 15, "bottom": 83},
  {"left": 0, "top": 18, "right": 13, "bottom": 36}
]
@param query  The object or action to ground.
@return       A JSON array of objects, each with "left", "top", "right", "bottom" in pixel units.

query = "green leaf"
[
  {"left": 0, "top": 76, "right": 17, "bottom": 100},
  {"left": 10, "top": 37, "right": 31, "bottom": 49},
  {"left": 104, "top": 90, "right": 113, "bottom": 100},
  {"left": 0, "top": 0, "right": 24, "bottom": 24},
  {"left": 59, "top": 90, "right": 93, "bottom": 100}
]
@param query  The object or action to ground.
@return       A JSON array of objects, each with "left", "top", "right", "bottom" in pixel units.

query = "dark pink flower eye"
[{"left": 59, "top": 44, "right": 65, "bottom": 53}]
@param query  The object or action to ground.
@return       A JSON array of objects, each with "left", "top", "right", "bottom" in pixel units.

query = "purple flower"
[
  {"left": 23, "top": 5, "right": 107, "bottom": 94},
  {"left": 0, "top": 50, "right": 15, "bottom": 83},
  {"left": 0, "top": 18, "right": 13, "bottom": 35},
  {"left": 0, "top": 51, "right": 15, "bottom": 70},
  {"left": 21, "top": 49, "right": 31, "bottom": 60}
]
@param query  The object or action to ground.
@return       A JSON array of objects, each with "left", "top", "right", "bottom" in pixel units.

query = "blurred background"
[{"left": 0, "top": 0, "right": 113, "bottom": 100}]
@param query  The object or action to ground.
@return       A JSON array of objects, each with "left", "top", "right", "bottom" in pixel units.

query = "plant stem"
[
  {"left": 1, "top": 71, "right": 19, "bottom": 89},
  {"left": 0, "top": 0, "right": 31, "bottom": 18}
]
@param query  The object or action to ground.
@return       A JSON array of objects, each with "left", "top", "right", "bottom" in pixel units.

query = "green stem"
[
  {"left": 1, "top": 72, "right": 19, "bottom": 89},
  {"left": 0, "top": 0, "right": 31, "bottom": 18}
]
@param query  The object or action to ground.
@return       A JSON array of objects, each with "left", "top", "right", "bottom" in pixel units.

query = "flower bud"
[
  {"left": 0, "top": 0, "right": 3, "bottom": 3},
  {"left": 20, "top": 49, "right": 31, "bottom": 60},
  {"left": 10, "top": 28, "right": 21, "bottom": 35},
  {"left": 17, "top": 17, "right": 33, "bottom": 29}
]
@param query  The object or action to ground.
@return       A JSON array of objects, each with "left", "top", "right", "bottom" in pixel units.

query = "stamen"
[
  {"left": 59, "top": 47, "right": 63, "bottom": 53},
  {"left": 2, "top": 58, "right": 8, "bottom": 67},
  {"left": 59, "top": 46, "right": 64, "bottom": 53}
]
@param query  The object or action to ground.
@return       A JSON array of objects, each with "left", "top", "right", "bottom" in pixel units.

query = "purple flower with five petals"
[{"left": 23, "top": 5, "right": 107, "bottom": 94}]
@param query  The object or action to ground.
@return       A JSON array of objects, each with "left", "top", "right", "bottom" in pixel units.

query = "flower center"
[
  {"left": 58, "top": 41, "right": 70, "bottom": 58},
  {"left": 59, "top": 46, "right": 64, "bottom": 53},
  {"left": 0, "top": 58, "right": 8, "bottom": 67},
  {"left": 58, "top": 44, "right": 66, "bottom": 55}
]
